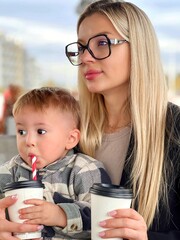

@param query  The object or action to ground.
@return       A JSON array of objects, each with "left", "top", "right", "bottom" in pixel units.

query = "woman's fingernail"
[
  {"left": 108, "top": 210, "right": 117, "bottom": 216},
  {"left": 11, "top": 194, "right": 18, "bottom": 199},
  {"left": 99, "top": 231, "right": 105, "bottom": 237},
  {"left": 99, "top": 221, "right": 106, "bottom": 227},
  {"left": 37, "top": 225, "right": 44, "bottom": 231}
]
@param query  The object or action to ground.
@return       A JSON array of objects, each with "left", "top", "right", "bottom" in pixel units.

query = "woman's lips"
[{"left": 85, "top": 70, "right": 102, "bottom": 80}]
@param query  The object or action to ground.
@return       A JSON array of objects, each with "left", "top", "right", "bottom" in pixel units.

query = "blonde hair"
[
  {"left": 77, "top": 0, "right": 168, "bottom": 228},
  {"left": 13, "top": 87, "right": 80, "bottom": 129}
]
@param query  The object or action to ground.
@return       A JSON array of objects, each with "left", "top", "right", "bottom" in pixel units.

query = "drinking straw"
[{"left": 31, "top": 156, "right": 37, "bottom": 180}]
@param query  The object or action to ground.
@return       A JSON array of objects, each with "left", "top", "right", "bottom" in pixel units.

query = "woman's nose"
[{"left": 80, "top": 49, "right": 95, "bottom": 64}]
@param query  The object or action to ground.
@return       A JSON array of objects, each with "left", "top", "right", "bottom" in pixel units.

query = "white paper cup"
[
  {"left": 3, "top": 180, "right": 44, "bottom": 240},
  {"left": 90, "top": 183, "right": 133, "bottom": 240}
]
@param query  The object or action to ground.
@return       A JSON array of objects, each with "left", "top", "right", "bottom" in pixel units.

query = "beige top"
[{"left": 95, "top": 126, "right": 131, "bottom": 185}]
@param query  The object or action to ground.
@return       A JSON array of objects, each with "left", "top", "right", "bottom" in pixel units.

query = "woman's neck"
[{"left": 103, "top": 93, "right": 131, "bottom": 133}]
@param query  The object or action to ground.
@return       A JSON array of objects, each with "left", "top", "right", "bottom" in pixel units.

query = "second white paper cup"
[
  {"left": 90, "top": 183, "right": 133, "bottom": 240},
  {"left": 4, "top": 180, "right": 44, "bottom": 240}
]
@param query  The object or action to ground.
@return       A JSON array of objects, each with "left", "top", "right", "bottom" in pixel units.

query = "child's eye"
[
  {"left": 37, "top": 129, "right": 46, "bottom": 135},
  {"left": 18, "top": 130, "right": 27, "bottom": 135}
]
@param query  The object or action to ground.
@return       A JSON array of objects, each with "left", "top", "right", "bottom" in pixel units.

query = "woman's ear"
[{"left": 65, "top": 129, "right": 80, "bottom": 150}]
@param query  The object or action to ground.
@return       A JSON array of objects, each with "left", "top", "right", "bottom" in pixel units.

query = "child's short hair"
[{"left": 13, "top": 87, "right": 80, "bottom": 129}]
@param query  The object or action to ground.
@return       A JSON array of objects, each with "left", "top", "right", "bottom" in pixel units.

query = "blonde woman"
[{"left": 65, "top": 0, "right": 180, "bottom": 239}]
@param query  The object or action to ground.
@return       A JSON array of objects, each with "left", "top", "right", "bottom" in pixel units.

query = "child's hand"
[{"left": 19, "top": 199, "right": 67, "bottom": 228}]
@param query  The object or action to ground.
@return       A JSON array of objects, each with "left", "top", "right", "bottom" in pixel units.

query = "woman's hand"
[
  {"left": 98, "top": 208, "right": 148, "bottom": 240},
  {"left": 0, "top": 195, "right": 42, "bottom": 240}
]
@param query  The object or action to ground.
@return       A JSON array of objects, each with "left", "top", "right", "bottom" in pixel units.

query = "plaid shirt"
[{"left": 0, "top": 149, "right": 111, "bottom": 239}]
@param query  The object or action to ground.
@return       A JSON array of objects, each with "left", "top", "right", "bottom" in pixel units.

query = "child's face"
[{"left": 14, "top": 105, "right": 79, "bottom": 169}]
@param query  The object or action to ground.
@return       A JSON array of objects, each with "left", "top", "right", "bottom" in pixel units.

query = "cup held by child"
[{"left": 3, "top": 180, "right": 44, "bottom": 239}]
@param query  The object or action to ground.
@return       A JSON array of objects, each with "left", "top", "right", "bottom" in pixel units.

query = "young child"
[{"left": 0, "top": 87, "right": 111, "bottom": 239}]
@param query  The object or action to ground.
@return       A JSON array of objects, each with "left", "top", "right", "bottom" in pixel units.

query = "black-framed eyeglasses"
[{"left": 65, "top": 34, "right": 127, "bottom": 66}]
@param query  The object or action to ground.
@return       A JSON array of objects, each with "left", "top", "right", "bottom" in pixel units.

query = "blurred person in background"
[{"left": 0, "top": 84, "right": 22, "bottom": 134}]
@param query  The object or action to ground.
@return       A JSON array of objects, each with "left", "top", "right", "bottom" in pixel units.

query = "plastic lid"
[
  {"left": 3, "top": 180, "right": 44, "bottom": 192},
  {"left": 90, "top": 183, "right": 133, "bottom": 199}
]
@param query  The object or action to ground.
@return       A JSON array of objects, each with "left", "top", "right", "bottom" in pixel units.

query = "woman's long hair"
[{"left": 77, "top": 0, "right": 168, "bottom": 228}]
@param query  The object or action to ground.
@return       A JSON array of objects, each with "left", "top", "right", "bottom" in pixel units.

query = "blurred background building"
[
  {"left": 0, "top": 32, "right": 40, "bottom": 90},
  {"left": 76, "top": 0, "right": 93, "bottom": 14}
]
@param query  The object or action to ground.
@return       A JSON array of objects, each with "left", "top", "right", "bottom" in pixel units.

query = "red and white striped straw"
[{"left": 31, "top": 156, "right": 37, "bottom": 180}]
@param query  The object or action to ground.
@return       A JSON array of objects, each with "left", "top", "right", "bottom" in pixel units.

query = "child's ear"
[{"left": 65, "top": 129, "right": 80, "bottom": 150}]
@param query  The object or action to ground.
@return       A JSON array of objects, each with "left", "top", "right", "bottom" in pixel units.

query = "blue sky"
[{"left": 0, "top": 0, "right": 179, "bottom": 89}]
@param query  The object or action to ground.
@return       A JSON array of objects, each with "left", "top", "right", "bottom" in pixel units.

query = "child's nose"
[{"left": 26, "top": 134, "right": 35, "bottom": 147}]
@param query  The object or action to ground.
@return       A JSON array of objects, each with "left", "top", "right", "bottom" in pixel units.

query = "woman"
[{"left": 65, "top": 0, "right": 180, "bottom": 239}]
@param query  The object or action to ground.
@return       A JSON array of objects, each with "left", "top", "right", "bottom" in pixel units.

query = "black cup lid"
[
  {"left": 90, "top": 183, "right": 133, "bottom": 199},
  {"left": 3, "top": 180, "right": 44, "bottom": 192}
]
